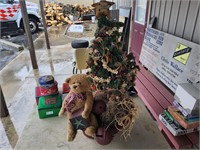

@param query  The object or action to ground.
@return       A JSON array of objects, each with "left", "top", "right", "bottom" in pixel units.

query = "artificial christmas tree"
[{"left": 87, "top": 0, "right": 139, "bottom": 141}]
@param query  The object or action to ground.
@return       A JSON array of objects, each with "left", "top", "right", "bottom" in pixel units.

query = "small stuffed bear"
[
  {"left": 59, "top": 74, "right": 98, "bottom": 141},
  {"left": 92, "top": 0, "right": 114, "bottom": 19}
]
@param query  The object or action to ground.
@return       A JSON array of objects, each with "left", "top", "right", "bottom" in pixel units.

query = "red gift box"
[
  {"left": 35, "top": 84, "right": 59, "bottom": 105},
  {"left": 62, "top": 83, "right": 70, "bottom": 94}
]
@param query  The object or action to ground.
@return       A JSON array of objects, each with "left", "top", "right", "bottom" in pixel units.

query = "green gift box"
[{"left": 38, "top": 94, "right": 62, "bottom": 119}]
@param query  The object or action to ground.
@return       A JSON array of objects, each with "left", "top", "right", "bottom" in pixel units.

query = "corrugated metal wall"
[
  {"left": 150, "top": 0, "right": 199, "bottom": 44},
  {"left": 112, "top": 0, "right": 132, "bottom": 8}
]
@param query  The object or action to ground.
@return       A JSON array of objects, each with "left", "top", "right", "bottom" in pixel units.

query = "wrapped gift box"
[
  {"left": 38, "top": 94, "right": 62, "bottom": 119},
  {"left": 175, "top": 83, "right": 200, "bottom": 115},
  {"left": 35, "top": 86, "right": 59, "bottom": 105},
  {"left": 62, "top": 83, "right": 70, "bottom": 94}
]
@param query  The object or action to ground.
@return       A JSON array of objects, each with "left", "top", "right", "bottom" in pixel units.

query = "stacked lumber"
[
  {"left": 44, "top": 2, "right": 94, "bottom": 27},
  {"left": 44, "top": 2, "right": 71, "bottom": 26}
]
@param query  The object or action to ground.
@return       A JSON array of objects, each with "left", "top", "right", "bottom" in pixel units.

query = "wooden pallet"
[{"left": 135, "top": 62, "right": 199, "bottom": 149}]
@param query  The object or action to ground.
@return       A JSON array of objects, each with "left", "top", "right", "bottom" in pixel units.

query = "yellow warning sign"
[{"left": 173, "top": 43, "right": 191, "bottom": 65}]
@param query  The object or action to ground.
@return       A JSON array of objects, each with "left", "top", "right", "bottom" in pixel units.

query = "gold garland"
[
  {"left": 102, "top": 59, "right": 120, "bottom": 74},
  {"left": 106, "top": 27, "right": 118, "bottom": 36},
  {"left": 93, "top": 76, "right": 111, "bottom": 83},
  {"left": 106, "top": 97, "right": 138, "bottom": 141},
  {"left": 93, "top": 57, "right": 99, "bottom": 66},
  {"left": 96, "top": 37, "right": 103, "bottom": 43}
]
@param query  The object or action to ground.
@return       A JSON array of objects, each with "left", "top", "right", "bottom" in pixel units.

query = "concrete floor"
[
  {"left": 0, "top": 25, "right": 171, "bottom": 150},
  {"left": 0, "top": 29, "right": 42, "bottom": 71}
]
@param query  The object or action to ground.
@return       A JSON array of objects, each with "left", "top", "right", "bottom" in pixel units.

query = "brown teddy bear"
[
  {"left": 59, "top": 74, "right": 98, "bottom": 141},
  {"left": 92, "top": 0, "right": 114, "bottom": 19}
]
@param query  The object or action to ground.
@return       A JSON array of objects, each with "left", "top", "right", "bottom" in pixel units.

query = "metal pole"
[
  {"left": 0, "top": 85, "right": 9, "bottom": 117},
  {"left": 19, "top": 0, "right": 38, "bottom": 69},
  {"left": 39, "top": 0, "right": 50, "bottom": 49}
]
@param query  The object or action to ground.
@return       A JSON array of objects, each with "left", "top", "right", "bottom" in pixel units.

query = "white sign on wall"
[{"left": 140, "top": 28, "right": 200, "bottom": 92}]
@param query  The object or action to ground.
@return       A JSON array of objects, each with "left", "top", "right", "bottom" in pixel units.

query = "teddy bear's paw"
[
  {"left": 82, "top": 111, "right": 89, "bottom": 119},
  {"left": 58, "top": 110, "right": 64, "bottom": 117},
  {"left": 67, "top": 132, "right": 76, "bottom": 142},
  {"left": 84, "top": 126, "right": 96, "bottom": 137}
]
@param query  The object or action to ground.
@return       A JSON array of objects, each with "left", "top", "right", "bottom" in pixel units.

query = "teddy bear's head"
[{"left": 65, "top": 74, "right": 91, "bottom": 94}]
